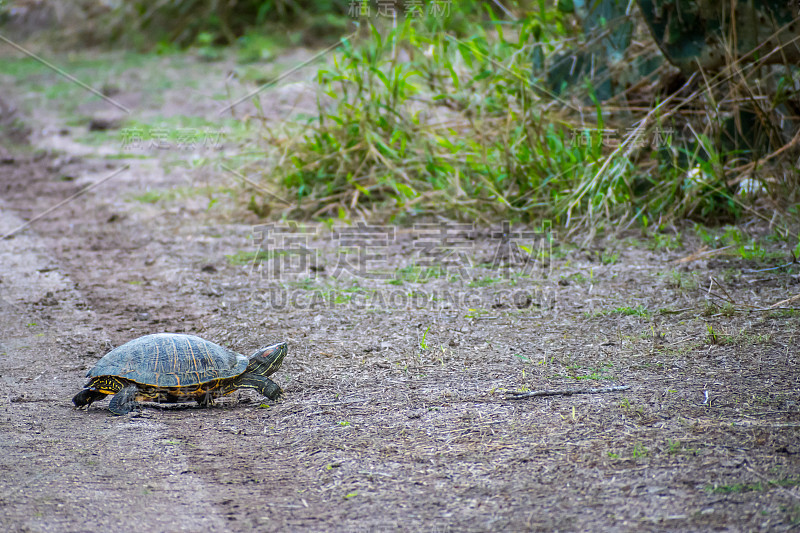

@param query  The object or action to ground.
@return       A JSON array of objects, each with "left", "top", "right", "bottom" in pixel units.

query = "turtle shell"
[{"left": 87, "top": 333, "right": 248, "bottom": 389}]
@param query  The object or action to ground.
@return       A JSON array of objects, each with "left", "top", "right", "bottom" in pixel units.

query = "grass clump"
[
  {"left": 225, "top": 250, "right": 271, "bottom": 265},
  {"left": 261, "top": 11, "right": 625, "bottom": 222},
  {"left": 246, "top": 3, "right": 799, "bottom": 227},
  {"left": 705, "top": 479, "right": 800, "bottom": 494}
]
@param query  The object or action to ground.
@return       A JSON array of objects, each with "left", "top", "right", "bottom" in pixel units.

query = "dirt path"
[
  {"left": 0, "top": 146, "right": 229, "bottom": 530},
  {"left": 1, "top": 50, "right": 799, "bottom": 531}
]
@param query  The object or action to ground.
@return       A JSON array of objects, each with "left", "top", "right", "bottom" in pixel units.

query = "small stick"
[
  {"left": 742, "top": 252, "right": 798, "bottom": 273},
  {"left": 769, "top": 293, "right": 800, "bottom": 309},
  {"left": 710, "top": 277, "right": 736, "bottom": 305},
  {"left": 505, "top": 385, "right": 630, "bottom": 400}
]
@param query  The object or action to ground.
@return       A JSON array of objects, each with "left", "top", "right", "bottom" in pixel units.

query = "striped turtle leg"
[
  {"left": 72, "top": 389, "right": 107, "bottom": 408},
  {"left": 108, "top": 384, "right": 140, "bottom": 415},
  {"left": 235, "top": 375, "right": 283, "bottom": 400},
  {"left": 196, "top": 392, "right": 214, "bottom": 407}
]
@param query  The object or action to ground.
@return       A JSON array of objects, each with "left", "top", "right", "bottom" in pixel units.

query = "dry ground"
[{"left": 0, "top": 46, "right": 799, "bottom": 533}]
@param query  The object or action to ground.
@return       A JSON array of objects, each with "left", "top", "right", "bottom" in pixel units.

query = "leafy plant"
[{"left": 237, "top": 2, "right": 800, "bottom": 226}]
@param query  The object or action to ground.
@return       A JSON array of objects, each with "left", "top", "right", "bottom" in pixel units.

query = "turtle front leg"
[
  {"left": 237, "top": 375, "right": 283, "bottom": 401},
  {"left": 108, "top": 385, "right": 140, "bottom": 415},
  {"left": 72, "top": 389, "right": 107, "bottom": 408},
  {"left": 195, "top": 392, "right": 215, "bottom": 407}
]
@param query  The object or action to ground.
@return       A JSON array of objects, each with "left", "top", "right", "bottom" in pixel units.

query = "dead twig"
[
  {"left": 674, "top": 245, "right": 736, "bottom": 263},
  {"left": 742, "top": 252, "right": 799, "bottom": 274},
  {"left": 769, "top": 293, "right": 800, "bottom": 309},
  {"left": 505, "top": 385, "right": 630, "bottom": 400},
  {"left": 709, "top": 276, "right": 736, "bottom": 305}
]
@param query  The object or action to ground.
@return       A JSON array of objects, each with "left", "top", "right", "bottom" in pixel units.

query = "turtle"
[{"left": 72, "top": 333, "right": 287, "bottom": 415}]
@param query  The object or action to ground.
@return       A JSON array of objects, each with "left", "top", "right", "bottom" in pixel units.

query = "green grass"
[
  {"left": 694, "top": 225, "right": 797, "bottom": 263},
  {"left": 705, "top": 479, "right": 800, "bottom": 494},
  {"left": 590, "top": 304, "right": 652, "bottom": 319},
  {"left": 237, "top": 5, "right": 799, "bottom": 226},
  {"left": 464, "top": 308, "right": 490, "bottom": 318},
  {"left": 666, "top": 269, "right": 699, "bottom": 291},
  {"left": 391, "top": 264, "right": 447, "bottom": 284},
  {"left": 100, "top": 153, "right": 154, "bottom": 160},
  {"left": 226, "top": 248, "right": 315, "bottom": 267},
  {"left": 0, "top": 53, "right": 162, "bottom": 114},
  {"left": 134, "top": 190, "right": 170, "bottom": 204},
  {"left": 253, "top": 13, "right": 608, "bottom": 221},
  {"left": 562, "top": 272, "right": 588, "bottom": 284},
  {"left": 131, "top": 184, "right": 233, "bottom": 205},
  {"left": 614, "top": 305, "right": 651, "bottom": 318},
  {"left": 467, "top": 276, "right": 502, "bottom": 288},
  {"left": 648, "top": 232, "right": 683, "bottom": 251},
  {"left": 0, "top": 52, "right": 249, "bottom": 158},
  {"left": 4, "top": 4, "right": 799, "bottom": 231},
  {"left": 666, "top": 439, "right": 681, "bottom": 454},
  {"left": 767, "top": 309, "right": 800, "bottom": 318},
  {"left": 225, "top": 250, "right": 271, "bottom": 265},
  {"left": 631, "top": 443, "right": 649, "bottom": 459},
  {"left": 598, "top": 250, "right": 619, "bottom": 264},
  {"left": 290, "top": 278, "right": 318, "bottom": 290}
]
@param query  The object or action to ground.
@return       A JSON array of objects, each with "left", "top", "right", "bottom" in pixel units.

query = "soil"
[{"left": 1, "top": 47, "right": 799, "bottom": 532}]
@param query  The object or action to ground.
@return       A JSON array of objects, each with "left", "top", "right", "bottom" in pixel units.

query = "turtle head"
[{"left": 247, "top": 342, "right": 287, "bottom": 377}]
